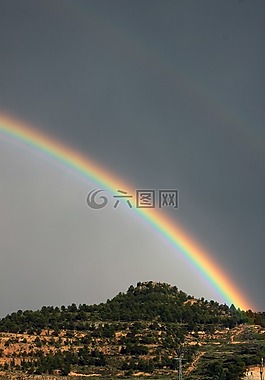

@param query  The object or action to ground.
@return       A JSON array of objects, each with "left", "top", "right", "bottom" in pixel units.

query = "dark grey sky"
[{"left": 0, "top": 0, "right": 265, "bottom": 315}]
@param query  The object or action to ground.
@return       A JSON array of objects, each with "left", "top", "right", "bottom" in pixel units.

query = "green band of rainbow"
[{"left": 0, "top": 114, "right": 252, "bottom": 310}]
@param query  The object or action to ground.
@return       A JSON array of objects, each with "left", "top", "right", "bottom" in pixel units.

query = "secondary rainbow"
[{"left": 0, "top": 113, "right": 252, "bottom": 310}]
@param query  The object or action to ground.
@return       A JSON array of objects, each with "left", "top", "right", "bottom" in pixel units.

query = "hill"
[{"left": 0, "top": 281, "right": 264, "bottom": 380}]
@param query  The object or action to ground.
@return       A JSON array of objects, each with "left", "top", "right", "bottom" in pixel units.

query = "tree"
[{"left": 61, "top": 361, "right": 71, "bottom": 376}]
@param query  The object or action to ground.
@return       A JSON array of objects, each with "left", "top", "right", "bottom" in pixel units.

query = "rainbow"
[{"left": 0, "top": 113, "right": 252, "bottom": 310}]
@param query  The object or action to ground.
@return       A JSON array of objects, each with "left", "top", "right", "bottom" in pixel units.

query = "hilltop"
[{"left": 0, "top": 281, "right": 264, "bottom": 380}]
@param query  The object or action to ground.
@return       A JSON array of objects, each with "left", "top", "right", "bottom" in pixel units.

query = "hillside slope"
[{"left": 0, "top": 281, "right": 264, "bottom": 380}]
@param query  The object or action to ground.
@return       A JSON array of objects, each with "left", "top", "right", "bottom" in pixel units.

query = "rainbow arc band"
[{"left": 0, "top": 113, "right": 252, "bottom": 310}]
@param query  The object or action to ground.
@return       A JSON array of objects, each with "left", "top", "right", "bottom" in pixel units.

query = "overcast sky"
[{"left": 0, "top": 0, "right": 265, "bottom": 316}]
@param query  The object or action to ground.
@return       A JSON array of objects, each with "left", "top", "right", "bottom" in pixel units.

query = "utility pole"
[
  {"left": 178, "top": 353, "right": 183, "bottom": 380},
  {"left": 260, "top": 357, "right": 263, "bottom": 380},
  {"left": 176, "top": 347, "right": 185, "bottom": 380}
]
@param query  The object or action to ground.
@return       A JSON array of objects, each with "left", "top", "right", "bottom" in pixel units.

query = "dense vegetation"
[
  {"left": 1, "top": 281, "right": 261, "bottom": 334},
  {"left": 0, "top": 282, "right": 264, "bottom": 379}
]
